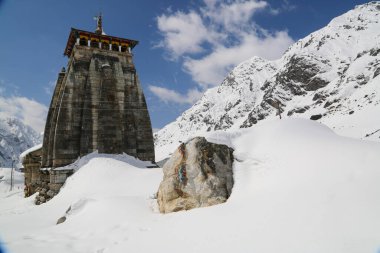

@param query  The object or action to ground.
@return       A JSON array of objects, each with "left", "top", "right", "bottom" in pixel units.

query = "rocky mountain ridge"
[
  {"left": 155, "top": 2, "right": 380, "bottom": 160},
  {"left": 0, "top": 117, "right": 42, "bottom": 167}
]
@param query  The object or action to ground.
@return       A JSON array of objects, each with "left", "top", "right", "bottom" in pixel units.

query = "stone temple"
[{"left": 23, "top": 16, "right": 155, "bottom": 203}]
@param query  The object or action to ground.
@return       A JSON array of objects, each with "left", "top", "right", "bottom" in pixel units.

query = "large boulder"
[{"left": 157, "top": 137, "right": 234, "bottom": 213}]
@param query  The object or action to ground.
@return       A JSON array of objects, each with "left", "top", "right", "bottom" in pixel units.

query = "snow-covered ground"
[
  {"left": 1, "top": 119, "right": 379, "bottom": 253},
  {"left": 0, "top": 168, "right": 24, "bottom": 194}
]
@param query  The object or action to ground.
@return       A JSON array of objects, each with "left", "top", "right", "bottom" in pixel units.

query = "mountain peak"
[
  {"left": 155, "top": 2, "right": 380, "bottom": 161},
  {"left": 355, "top": 1, "right": 380, "bottom": 10},
  {"left": 0, "top": 116, "right": 42, "bottom": 167}
]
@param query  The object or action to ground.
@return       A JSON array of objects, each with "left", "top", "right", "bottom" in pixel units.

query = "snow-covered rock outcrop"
[
  {"left": 0, "top": 117, "right": 42, "bottom": 167},
  {"left": 155, "top": 2, "right": 380, "bottom": 160}
]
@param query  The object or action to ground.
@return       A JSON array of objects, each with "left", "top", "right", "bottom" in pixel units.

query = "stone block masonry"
[
  {"left": 23, "top": 24, "right": 155, "bottom": 203},
  {"left": 41, "top": 46, "right": 155, "bottom": 169}
]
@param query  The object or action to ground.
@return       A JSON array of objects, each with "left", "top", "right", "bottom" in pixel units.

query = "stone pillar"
[
  {"left": 109, "top": 44, "right": 112, "bottom": 50},
  {"left": 88, "top": 40, "right": 91, "bottom": 47},
  {"left": 76, "top": 38, "right": 80, "bottom": 45},
  {"left": 119, "top": 45, "right": 121, "bottom": 52},
  {"left": 99, "top": 42, "right": 102, "bottom": 49}
]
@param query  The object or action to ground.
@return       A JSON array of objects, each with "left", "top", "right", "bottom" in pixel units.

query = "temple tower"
[{"left": 41, "top": 15, "right": 155, "bottom": 168}]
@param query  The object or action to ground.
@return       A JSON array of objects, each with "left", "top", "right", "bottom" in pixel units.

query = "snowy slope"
[
  {"left": 0, "top": 117, "right": 42, "bottom": 167},
  {"left": 1, "top": 119, "right": 380, "bottom": 253},
  {"left": 155, "top": 2, "right": 380, "bottom": 160}
]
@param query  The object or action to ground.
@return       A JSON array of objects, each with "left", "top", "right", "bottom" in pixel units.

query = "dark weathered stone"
[
  {"left": 56, "top": 216, "right": 66, "bottom": 225},
  {"left": 23, "top": 25, "right": 155, "bottom": 203},
  {"left": 324, "top": 99, "right": 340, "bottom": 108},
  {"left": 23, "top": 147, "right": 43, "bottom": 197},
  {"left": 40, "top": 188, "right": 47, "bottom": 195},
  {"left": 369, "top": 47, "right": 380, "bottom": 56},
  {"left": 47, "top": 190, "right": 56, "bottom": 198},
  {"left": 39, "top": 196, "right": 46, "bottom": 203},
  {"left": 287, "top": 106, "right": 310, "bottom": 116},
  {"left": 305, "top": 77, "right": 329, "bottom": 91},
  {"left": 310, "top": 114, "right": 322, "bottom": 120},
  {"left": 240, "top": 111, "right": 258, "bottom": 128},
  {"left": 373, "top": 68, "right": 380, "bottom": 79},
  {"left": 281, "top": 56, "right": 321, "bottom": 85},
  {"left": 313, "top": 92, "right": 328, "bottom": 101},
  {"left": 41, "top": 44, "right": 154, "bottom": 169}
]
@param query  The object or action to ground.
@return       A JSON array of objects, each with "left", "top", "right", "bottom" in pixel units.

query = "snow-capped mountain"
[
  {"left": 0, "top": 117, "right": 42, "bottom": 167},
  {"left": 155, "top": 2, "right": 380, "bottom": 160}
]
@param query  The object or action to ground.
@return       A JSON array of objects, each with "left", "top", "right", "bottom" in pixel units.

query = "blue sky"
[{"left": 0, "top": 0, "right": 371, "bottom": 132}]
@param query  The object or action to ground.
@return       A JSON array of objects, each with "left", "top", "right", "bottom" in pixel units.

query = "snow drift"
[{"left": 1, "top": 119, "right": 380, "bottom": 253}]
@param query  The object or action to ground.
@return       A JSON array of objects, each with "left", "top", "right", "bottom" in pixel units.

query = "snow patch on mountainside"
[{"left": 155, "top": 2, "right": 380, "bottom": 161}]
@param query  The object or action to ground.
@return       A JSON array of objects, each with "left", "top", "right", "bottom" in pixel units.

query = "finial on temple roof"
[{"left": 95, "top": 13, "right": 103, "bottom": 35}]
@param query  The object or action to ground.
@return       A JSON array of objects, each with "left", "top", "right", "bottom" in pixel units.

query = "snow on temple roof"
[{"left": 19, "top": 143, "right": 42, "bottom": 160}]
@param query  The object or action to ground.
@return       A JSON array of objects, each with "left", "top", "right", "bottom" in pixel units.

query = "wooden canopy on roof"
[{"left": 64, "top": 28, "right": 139, "bottom": 57}]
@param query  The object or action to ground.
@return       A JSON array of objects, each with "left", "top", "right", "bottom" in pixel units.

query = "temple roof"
[{"left": 64, "top": 28, "right": 139, "bottom": 57}]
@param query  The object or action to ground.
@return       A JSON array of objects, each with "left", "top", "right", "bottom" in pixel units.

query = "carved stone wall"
[
  {"left": 23, "top": 147, "right": 43, "bottom": 197},
  {"left": 41, "top": 45, "right": 155, "bottom": 169}
]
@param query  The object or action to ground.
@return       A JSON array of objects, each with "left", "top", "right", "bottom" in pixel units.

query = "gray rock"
[
  {"left": 56, "top": 216, "right": 66, "bottom": 225},
  {"left": 157, "top": 137, "right": 234, "bottom": 213},
  {"left": 373, "top": 67, "right": 380, "bottom": 78},
  {"left": 39, "top": 188, "right": 47, "bottom": 195},
  {"left": 46, "top": 190, "right": 56, "bottom": 197},
  {"left": 39, "top": 196, "right": 46, "bottom": 203},
  {"left": 287, "top": 106, "right": 310, "bottom": 116},
  {"left": 310, "top": 114, "right": 322, "bottom": 120},
  {"left": 312, "top": 92, "right": 328, "bottom": 102},
  {"left": 304, "top": 77, "right": 329, "bottom": 91}
]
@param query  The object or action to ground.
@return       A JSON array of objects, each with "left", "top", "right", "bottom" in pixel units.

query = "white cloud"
[
  {"left": 269, "top": 0, "right": 297, "bottom": 15},
  {"left": 203, "top": 0, "right": 268, "bottom": 30},
  {"left": 149, "top": 85, "right": 203, "bottom": 105},
  {"left": 203, "top": 0, "right": 217, "bottom": 9},
  {"left": 0, "top": 96, "right": 48, "bottom": 133},
  {"left": 0, "top": 79, "right": 20, "bottom": 96},
  {"left": 156, "top": 11, "right": 213, "bottom": 58},
  {"left": 184, "top": 30, "right": 294, "bottom": 88},
  {"left": 281, "top": 0, "right": 297, "bottom": 11},
  {"left": 156, "top": 0, "right": 295, "bottom": 89}
]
